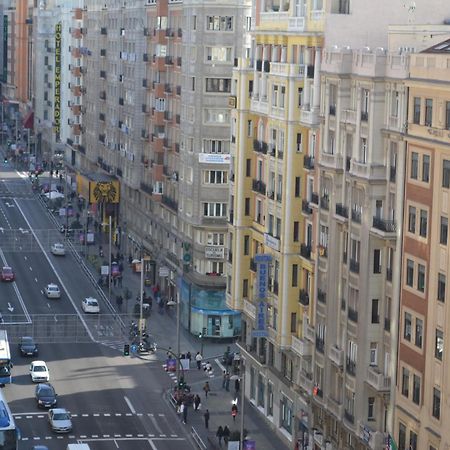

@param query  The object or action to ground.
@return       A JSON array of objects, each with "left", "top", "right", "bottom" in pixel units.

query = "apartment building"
[
  {"left": 394, "top": 40, "right": 450, "bottom": 450},
  {"left": 228, "top": 0, "right": 324, "bottom": 446}
]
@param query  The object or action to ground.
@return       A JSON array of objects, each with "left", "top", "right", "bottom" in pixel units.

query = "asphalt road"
[{"left": 0, "top": 164, "right": 194, "bottom": 449}]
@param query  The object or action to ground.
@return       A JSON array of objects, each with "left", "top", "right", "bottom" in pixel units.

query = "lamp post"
[
  {"left": 139, "top": 256, "right": 145, "bottom": 346},
  {"left": 239, "top": 362, "right": 246, "bottom": 450},
  {"left": 108, "top": 215, "right": 112, "bottom": 305}
]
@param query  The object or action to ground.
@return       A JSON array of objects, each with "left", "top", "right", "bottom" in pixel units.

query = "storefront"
[{"left": 179, "top": 277, "right": 241, "bottom": 339}]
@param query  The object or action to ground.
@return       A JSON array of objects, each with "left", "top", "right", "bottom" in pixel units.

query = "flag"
[{"left": 385, "top": 434, "right": 398, "bottom": 450}]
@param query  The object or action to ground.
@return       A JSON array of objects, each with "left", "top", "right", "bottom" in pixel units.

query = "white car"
[
  {"left": 50, "top": 243, "right": 65, "bottom": 256},
  {"left": 81, "top": 297, "right": 100, "bottom": 314},
  {"left": 44, "top": 283, "right": 61, "bottom": 299},
  {"left": 30, "top": 360, "right": 50, "bottom": 383}
]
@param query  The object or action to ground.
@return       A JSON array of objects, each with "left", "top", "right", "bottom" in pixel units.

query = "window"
[
  {"left": 413, "top": 97, "right": 421, "bottom": 124},
  {"left": 272, "top": 85, "right": 278, "bottom": 106},
  {"left": 205, "top": 78, "right": 231, "bottom": 93},
  {"left": 412, "top": 375, "right": 421, "bottom": 405},
  {"left": 206, "top": 46, "right": 232, "bottom": 62},
  {"left": 245, "top": 198, "right": 250, "bottom": 215},
  {"left": 280, "top": 86, "right": 286, "bottom": 108},
  {"left": 368, "top": 397, "right": 375, "bottom": 420},
  {"left": 292, "top": 264, "right": 298, "bottom": 287},
  {"left": 425, "top": 98, "right": 433, "bottom": 126},
  {"left": 415, "top": 318, "right": 423, "bottom": 348},
  {"left": 398, "top": 423, "right": 406, "bottom": 450},
  {"left": 294, "top": 177, "right": 301, "bottom": 197},
  {"left": 373, "top": 249, "right": 381, "bottom": 274},
  {"left": 371, "top": 299, "right": 379, "bottom": 324},
  {"left": 411, "top": 152, "right": 419, "bottom": 179},
  {"left": 404, "top": 312, "right": 412, "bottom": 341},
  {"left": 422, "top": 154, "right": 430, "bottom": 182},
  {"left": 246, "top": 158, "right": 251, "bottom": 176},
  {"left": 203, "top": 170, "right": 228, "bottom": 184},
  {"left": 203, "top": 139, "right": 230, "bottom": 154},
  {"left": 191, "top": 77, "right": 195, "bottom": 91},
  {"left": 419, "top": 210, "right": 428, "bottom": 238},
  {"left": 435, "top": 329, "right": 443, "bottom": 361},
  {"left": 406, "top": 259, "right": 414, "bottom": 287},
  {"left": 409, "top": 431, "right": 418, "bottom": 450},
  {"left": 207, "top": 232, "right": 224, "bottom": 245},
  {"left": 360, "top": 137, "right": 368, "bottom": 163},
  {"left": 440, "top": 216, "right": 448, "bottom": 245},
  {"left": 242, "top": 279, "right": 248, "bottom": 298},
  {"left": 267, "top": 382, "right": 273, "bottom": 416},
  {"left": 432, "top": 388, "right": 441, "bottom": 420},
  {"left": 438, "top": 273, "right": 446, "bottom": 302},
  {"left": 401, "top": 367, "right": 409, "bottom": 397},
  {"left": 244, "top": 236, "right": 249, "bottom": 255},
  {"left": 446, "top": 101, "right": 450, "bottom": 130},
  {"left": 206, "top": 15, "right": 233, "bottom": 31},
  {"left": 369, "top": 342, "right": 377, "bottom": 365},
  {"left": 417, "top": 264, "right": 425, "bottom": 293},
  {"left": 293, "top": 221, "right": 299, "bottom": 242},
  {"left": 204, "top": 109, "right": 230, "bottom": 124},
  {"left": 203, "top": 202, "right": 227, "bottom": 217},
  {"left": 443, "top": 160, "right": 450, "bottom": 188},
  {"left": 408, "top": 206, "right": 416, "bottom": 233},
  {"left": 280, "top": 395, "right": 293, "bottom": 433},
  {"left": 290, "top": 312, "right": 297, "bottom": 333}
]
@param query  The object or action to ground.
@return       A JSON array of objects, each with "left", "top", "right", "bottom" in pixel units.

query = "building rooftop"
[{"left": 422, "top": 38, "right": 450, "bottom": 53}]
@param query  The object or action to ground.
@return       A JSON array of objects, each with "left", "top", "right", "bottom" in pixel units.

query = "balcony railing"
[
  {"left": 384, "top": 318, "right": 391, "bottom": 332},
  {"left": 252, "top": 179, "right": 267, "bottom": 195},
  {"left": 304, "top": 155, "right": 315, "bottom": 170},
  {"left": 361, "top": 111, "right": 368, "bottom": 121},
  {"left": 249, "top": 258, "right": 257, "bottom": 272},
  {"left": 390, "top": 166, "right": 396, "bottom": 182},
  {"left": 351, "top": 209, "right": 361, "bottom": 223},
  {"left": 348, "top": 307, "right": 358, "bottom": 323},
  {"left": 329, "top": 105, "right": 336, "bottom": 116},
  {"left": 302, "top": 200, "right": 312, "bottom": 214},
  {"left": 317, "top": 289, "right": 326, "bottom": 304},
  {"left": 372, "top": 217, "right": 396, "bottom": 233},
  {"left": 300, "top": 244, "right": 311, "bottom": 259},
  {"left": 253, "top": 139, "right": 268, "bottom": 154},
  {"left": 346, "top": 358, "right": 356, "bottom": 376},
  {"left": 315, "top": 337, "right": 325, "bottom": 354},
  {"left": 349, "top": 259, "right": 360, "bottom": 274},
  {"left": 335, "top": 203, "right": 348, "bottom": 218},
  {"left": 311, "top": 192, "right": 319, "bottom": 205},
  {"left": 161, "top": 195, "right": 178, "bottom": 211},
  {"left": 320, "top": 196, "right": 329, "bottom": 210},
  {"left": 344, "top": 410, "right": 355, "bottom": 424},
  {"left": 299, "top": 289, "right": 309, "bottom": 306}
]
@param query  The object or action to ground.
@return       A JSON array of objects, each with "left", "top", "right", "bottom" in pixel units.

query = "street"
[{"left": 0, "top": 166, "right": 194, "bottom": 449}]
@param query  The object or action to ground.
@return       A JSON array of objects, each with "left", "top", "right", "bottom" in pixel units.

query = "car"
[
  {"left": 35, "top": 383, "right": 57, "bottom": 408},
  {"left": 48, "top": 408, "right": 72, "bottom": 433},
  {"left": 30, "top": 360, "right": 49, "bottom": 383},
  {"left": 32, "top": 446, "right": 49, "bottom": 450},
  {"left": 44, "top": 283, "right": 61, "bottom": 299},
  {"left": 0, "top": 266, "right": 14, "bottom": 282},
  {"left": 81, "top": 297, "right": 100, "bottom": 314},
  {"left": 18, "top": 336, "right": 38, "bottom": 356},
  {"left": 50, "top": 243, "right": 65, "bottom": 256}
]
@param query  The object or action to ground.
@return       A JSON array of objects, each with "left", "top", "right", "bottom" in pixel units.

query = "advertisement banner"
[{"left": 54, "top": 22, "right": 62, "bottom": 141}]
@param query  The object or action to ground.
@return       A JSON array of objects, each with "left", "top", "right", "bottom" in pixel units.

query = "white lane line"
[
  {"left": 215, "top": 357, "right": 226, "bottom": 372},
  {"left": 115, "top": 413, "right": 122, "bottom": 417},
  {"left": 113, "top": 441, "right": 119, "bottom": 449},
  {"left": 92, "top": 435, "right": 98, "bottom": 438},
  {"left": 124, "top": 396, "right": 136, "bottom": 414},
  {"left": 34, "top": 277, "right": 38, "bottom": 282},
  {"left": 15, "top": 199, "right": 95, "bottom": 340},
  {"left": 93, "top": 413, "right": 100, "bottom": 417},
  {"left": 37, "top": 415, "right": 44, "bottom": 418},
  {"left": 148, "top": 441, "right": 158, "bottom": 450},
  {"left": 148, "top": 413, "right": 163, "bottom": 435},
  {"left": 80, "top": 435, "right": 87, "bottom": 438},
  {"left": 104, "top": 413, "right": 111, "bottom": 417},
  {"left": 82, "top": 413, "right": 89, "bottom": 417}
]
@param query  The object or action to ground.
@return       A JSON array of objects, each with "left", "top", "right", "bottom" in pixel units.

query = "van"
[{"left": 66, "top": 445, "right": 91, "bottom": 450}]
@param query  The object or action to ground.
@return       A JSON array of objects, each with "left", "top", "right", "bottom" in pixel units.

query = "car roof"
[
  {"left": 2, "top": 266, "right": 12, "bottom": 270},
  {"left": 32, "top": 360, "right": 46, "bottom": 366},
  {"left": 47, "top": 283, "right": 59, "bottom": 288},
  {"left": 85, "top": 297, "right": 98, "bottom": 302},
  {"left": 21, "top": 336, "right": 33, "bottom": 340},
  {"left": 53, "top": 243, "right": 64, "bottom": 247},
  {"left": 50, "top": 408, "right": 67, "bottom": 413},
  {"left": 37, "top": 383, "right": 53, "bottom": 390}
]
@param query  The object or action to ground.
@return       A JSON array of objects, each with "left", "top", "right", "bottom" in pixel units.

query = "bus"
[
  {"left": 0, "top": 331, "right": 12, "bottom": 385},
  {"left": 0, "top": 389, "right": 20, "bottom": 449}
]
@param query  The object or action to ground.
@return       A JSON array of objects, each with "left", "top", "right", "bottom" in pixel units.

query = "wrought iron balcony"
[
  {"left": 361, "top": 111, "right": 368, "bottom": 121},
  {"left": 335, "top": 203, "right": 348, "bottom": 218},
  {"left": 304, "top": 155, "right": 315, "bottom": 170},
  {"left": 249, "top": 258, "right": 257, "bottom": 272},
  {"left": 302, "top": 200, "right": 312, "bottom": 214},
  {"left": 317, "top": 289, "right": 326, "bottom": 304},
  {"left": 320, "top": 196, "right": 329, "bottom": 210},
  {"left": 386, "top": 268, "right": 393, "bottom": 282},
  {"left": 346, "top": 357, "right": 356, "bottom": 376},
  {"left": 351, "top": 209, "right": 361, "bottom": 223},
  {"left": 348, "top": 307, "right": 358, "bottom": 323},
  {"left": 161, "top": 195, "right": 178, "bottom": 211},
  {"left": 311, "top": 192, "right": 319, "bottom": 205},
  {"left": 299, "top": 289, "right": 309, "bottom": 306},
  {"left": 253, "top": 139, "right": 268, "bottom": 154},
  {"left": 300, "top": 244, "right": 311, "bottom": 259},
  {"left": 390, "top": 166, "right": 396, "bottom": 182},
  {"left": 372, "top": 217, "right": 396, "bottom": 233},
  {"left": 344, "top": 410, "right": 354, "bottom": 424},
  {"left": 349, "top": 259, "right": 359, "bottom": 274},
  {"left": 315, "top": 337, "right": 325, "bottom": 354},
  {"left": 252, "top": 179, "right": 267, "bottom": 195}
]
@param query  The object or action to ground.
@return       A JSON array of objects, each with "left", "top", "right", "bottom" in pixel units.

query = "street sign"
[
  {"left": 130, "top": 344, "right": 137, "bottom": 353},
  {"left": 159, "top": 266, "right": 169, "bottom": 277}
]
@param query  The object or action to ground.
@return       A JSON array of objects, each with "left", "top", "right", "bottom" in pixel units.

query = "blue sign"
[
  {"left": 255, "top": 254, "right": 271, "bottom": 300},
  {"left": 131, "top": 344, "right": 137, "bottom": 353},
  {"left": 252, "top": 300, "right": 268, "bottom": 338},
  {"left": 244, "top": 440, "right": 256, "bottom": 450}
]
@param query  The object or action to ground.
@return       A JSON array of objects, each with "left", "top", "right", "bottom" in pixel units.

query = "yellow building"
[{"left": 227, "top": 1, "right": 324, "bottom": 446}]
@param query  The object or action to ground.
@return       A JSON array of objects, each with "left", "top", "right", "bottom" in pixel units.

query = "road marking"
[
  {"left": 104, "top": 413, "right": 111, "bottom": 417},
  {"left": 82, "top": 413, "right": 89, "bottom": 417},
  {"left": 124, "top": 396, "right": 136, "bottom": 414},
  {"left": 92, "top": 435, "right": 98, "bottom": 438},
  {"left": 93, "top": 413, "right": 100, "bottom": 417},
  {"left": 29, "top": 266, "right": 32, "bottom": 271},
  {"left": 34, "top": 277, "right": 38, "bottom": 282},
  {"left": 80, "top": 435, "right": 87, "bottom": 438},
  {"left": 148, "top": 414, "right": 163, "bottom": 435},
  {"left": 115, "top": 413, "right": 122, "bottom": 417}
]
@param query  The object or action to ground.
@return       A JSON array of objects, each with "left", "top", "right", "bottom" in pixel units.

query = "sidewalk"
[{"left": 36, "top": 173, "right": 289, "bottom": 450}]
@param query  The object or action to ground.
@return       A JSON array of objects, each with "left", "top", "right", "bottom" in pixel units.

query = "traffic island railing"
[{"left": 191, "top": 426, "right": 207, "bottom": 450}]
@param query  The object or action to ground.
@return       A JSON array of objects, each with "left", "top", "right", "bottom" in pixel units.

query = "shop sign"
[
  {"left": 198, "top": 153, "right": 231, "bottom": 164},
  {"left": 264, "top": 233, "right": 280, "bottom": 251},
  {"left": 254, "top": 254, "right": 271, "bottom": 300},
  {"left": 54, "top": 22, "right": 62, "bottom": 141},
  {"left": 159, "top": 266, "right": 169, "bottom": 277},
  {"left": 205, "top": 246, "right": 224, "bottom": 259}
]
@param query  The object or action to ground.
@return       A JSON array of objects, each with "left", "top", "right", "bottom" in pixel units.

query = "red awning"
[{"left": 23, "top": 110, "right": 34, "bottom": 129}]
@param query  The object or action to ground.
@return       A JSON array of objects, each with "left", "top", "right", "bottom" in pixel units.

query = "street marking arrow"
[
  {"left": 7, "top": 303, "right": 13, "bottom": 313},
  {"left": 0, "top": 228, "right": 3, "bottom": 233},
  {"left": 5, "top": 202, "right": 14, "bottom": 208}
]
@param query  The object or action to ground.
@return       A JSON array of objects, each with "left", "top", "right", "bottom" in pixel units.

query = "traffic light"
[{"left": 123, "top": 344, "right": 130, "bottom": 356}]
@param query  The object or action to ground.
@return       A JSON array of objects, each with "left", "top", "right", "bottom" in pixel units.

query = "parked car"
[
  {"left": 30, "top": 361, "right": 50, "bottom": 383},
  {"left": 44, "top": 283, "right": 61, "bottom": 299},
  {"left": 0, "top": 266, "right": 15, "bottom": 282},
  {"left": 81, "top": 297, "right": 100, "bottom": 314},
  {"left": 35, "top": 383, "right": 57, "bottom": 408},
  {"left": 51, "top": 243, "right": 65, "bottom": 256},
  {"left": 18, "top": 336, "right": 38, "bottom": 356},
  {"left": 48, "top": 408, "right": 72, "bottom": 433}
]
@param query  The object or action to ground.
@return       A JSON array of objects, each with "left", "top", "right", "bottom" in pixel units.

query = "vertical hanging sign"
[
  {"left": 2, "top": 16, "right": 8, "bottom": 83},
  {"left": 252, "top": 254, "right": 271, "bottom": 338},
  {"left": 54, "top": 22, "right": 62, "bottom": 141}
]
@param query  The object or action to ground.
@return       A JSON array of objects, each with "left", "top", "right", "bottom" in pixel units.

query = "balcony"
[
  {"left": 348, "top": 307, "right": 358, "bottom": 323},
  {"left": 304, "top": 323, "right": 315, "bottom": 343},
  {"left": 302, "top": 200, "right": 312, "bottom": 215},
  {"left": 243, "top": 299, "right": 256, "bottom": 320},
  {"left": 291, "top": 335, "right": 312, "bottom": 357},
  {"left": 329, "top": 345, "right": 344, "bottom": 367},
  {"left": 303, "top": 155, "right": 315, "bottom": 170},
  {"left": 300, "top": 244, "right": 311, "bottom": 259},
  {"left": 390, "top": 166, "right": 396, "bottom": 182},
  {"left": 161, "top": 195, "right": 178, "bottom": 211},
  {"left": 320, "top": 196, "right": 329, "bottom": 210},
  {"left": 351, "top": 209, "right": 361, "bottom": 223},
  {"left": 384, "top": 318, "right": 391, "bottom": 332},
  {"left": 140, "top": 182, "right": 153, "bottom": 195},
  {"left": 311, "top": 192, "right": 319, "bottom": 205},
  {"left": 315, "top": 337, "right": 325, "bottom": 354},
  {"left": 252, "top": 179, "right": 266, "bottom": 195},
  {"left": 299, "top": 289, "right": 310, "bottom": 306},
  {"left": 371, "top": 217, "right": 397, "bottom": 238},
  {"left": 317, "top": 289, "right": 326, "bottom": 304},
  {"left": 249, "top": 258, "right": 257, "bottom": 272},
  {"left": 344, "top": 410, "right": 355, "bottom": 425},
  {"left": 361, "top": 111, "right": 369, "bottom": 122},
  {"left": 346, "top": 358, "right": 356, "bottom": 377},
  {"left": 298, "top": 371, "right": 313, "bottom": 392},
  {"left": 366, "top": 366, "right": 391, "bottom": 392},
  {"left": 327, "top": 396, "right": 344, "bottom": 419},
  {"left": 253, "top": 139, "right": 268, "bottom": 154},
  {"left": 349, "top": 259, "right": 360, "bottom": 274},
  {"left": 335, "top": 203, "right": 348, "bottom": 219}
]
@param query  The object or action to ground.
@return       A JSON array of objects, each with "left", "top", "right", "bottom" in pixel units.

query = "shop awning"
[{"left": 23, "top": 110, "right": 34, "bottom": 129}]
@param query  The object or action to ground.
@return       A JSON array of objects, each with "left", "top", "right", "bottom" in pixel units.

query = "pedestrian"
[
  {"left": 231, "top": 403, "right": 238, "bottom": 422},
  {"left": 128, "top": 254, "right": 133, "bottom": 265},
  {"left": 203, "top": 381, "right": 210, "bottom": 398},
  {"left": 225, "top": 372, "right": 230, "bottom": 392},
  {"left": 113, "top": 276, "right": 117, "bottom": 287},
  {"left": 216, "top": 425, "right": 224, "bottom": 446},
  {"left": 235, "top": 378, "right": 240, "bottom": 395},
  {"left": 116, "top": 295, "right": 123, "bottom": 312},
  {"left": 203, "top": 409, "right": 210, "bottom": 429},
  {"left": 193, "top": 394, "right": 201, "bottom": 411},
  {"left": 186, "top": 351, "right": 192, "bottom": 363},
  {"left": 118, "top": 275, "right": 123, "bottom": 287},
  {"left": 204, "top": 361, "right": 212, "bottom": 373},
  {"left": 182, "top": 402, "right": 188, "bottom": 424},
  {"left": 222, "top": 370, "right": 227, "bottom": 389},
  {"left": 223, "top": 426, "right": 230, "bottom": 444},
  {"left": 166, "top": 347, "right": 172, "bottom": 359},
  {"left": 195, "top": 351, "right": 203, "bottom": 370}
]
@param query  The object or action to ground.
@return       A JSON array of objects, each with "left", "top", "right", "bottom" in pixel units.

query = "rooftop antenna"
[{"left": 403, "top": 1, "right": 417, "bottom": 24}]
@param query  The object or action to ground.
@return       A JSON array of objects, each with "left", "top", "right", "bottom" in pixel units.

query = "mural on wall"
[{"left": 90, "top": 181, "right": 119, "bottom": 204}]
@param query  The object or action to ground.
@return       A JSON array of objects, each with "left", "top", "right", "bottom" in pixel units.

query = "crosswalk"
[{"left": 162, "top": 360, "right": 215, "bottom": 384}]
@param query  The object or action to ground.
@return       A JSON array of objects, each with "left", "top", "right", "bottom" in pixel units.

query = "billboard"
[{"left": 54, "top": 22, "right": 62, "bottom": 141}]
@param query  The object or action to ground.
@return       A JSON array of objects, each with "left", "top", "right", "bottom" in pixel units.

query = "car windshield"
[
  {"left": 40, "top": 387, "right": 54, "bottom": 396},
  {"left": 49, "top": 286, "right": 58, "bottom": 291},
  {"left": 2, "top": 268, "right": 11, "bottom": 274},
  {"left": 22, "top": 337, "right": 34, "bottom": 344},
  {"left": 34, "top": 366, "right": 46, "bottom": 372},
  {"left": 53, "top": 413, "right": 69, "bottom": 420},
  {"left": 88, "top": 300, "right": 98, "bottom": 306}
]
